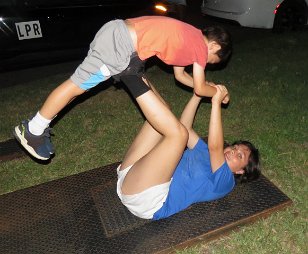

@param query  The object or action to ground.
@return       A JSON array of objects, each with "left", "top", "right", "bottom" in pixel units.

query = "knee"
[
  {"left": 173, "top": 122, "right": 189, "bottom": 144},
  {"left": 61, "top": 79, "right": 86, "bottom": 96}
]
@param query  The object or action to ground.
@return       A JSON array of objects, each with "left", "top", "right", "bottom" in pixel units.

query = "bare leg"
[
  {"left": 120, "top": 121, "right": 162, "bottom": 170},
  {"left": 121, "top": 89, "right": 188, "bottom": 195},
  {"left": 39, "top": 79, "right": 85, "bottom": 120},
  {"left": 120, "top": 78, "right": 171, "bottom": 170},
  {"left": 146, "top": 78, "right": 171, "bottom": 109}
]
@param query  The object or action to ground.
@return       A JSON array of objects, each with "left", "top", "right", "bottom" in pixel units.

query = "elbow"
[
  {"left": 194, "top": 86, "right": 203, "bottom": 97},
  {"left": 193, "top": 81, "right": 205, "bottom": 96},
  {"left": 208, "top": 142, "right": 221, "bottom": 152}
]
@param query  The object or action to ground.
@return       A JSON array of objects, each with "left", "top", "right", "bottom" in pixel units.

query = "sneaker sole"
[{"left": 13, "top": 126, "right": 49, "bottom": 160}]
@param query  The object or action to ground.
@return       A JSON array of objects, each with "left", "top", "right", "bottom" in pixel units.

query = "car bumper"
[{"left": 201, "top": 0, "right": 283, "bottom": 29}]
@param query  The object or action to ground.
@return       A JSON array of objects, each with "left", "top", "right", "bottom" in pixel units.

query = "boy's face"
[
  {"left": 207, "top": 53, "right": 220, "bottom": 64},
  {"left": 207, "top": 41, "right": 221, "bottom": 64}
]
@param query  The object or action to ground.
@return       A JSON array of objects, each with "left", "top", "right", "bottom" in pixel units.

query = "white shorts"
[{"left": 116, "top": 164, "right": 171, "bottom": 219}]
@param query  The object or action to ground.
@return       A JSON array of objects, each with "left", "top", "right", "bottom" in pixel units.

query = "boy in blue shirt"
[{"left": 117, "top": 83, "right": 260, "bottom": 220}]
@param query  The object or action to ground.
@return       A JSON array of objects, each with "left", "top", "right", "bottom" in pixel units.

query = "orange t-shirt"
[{"left": 127, "top": 16, "right": 208, "bottom": 68}]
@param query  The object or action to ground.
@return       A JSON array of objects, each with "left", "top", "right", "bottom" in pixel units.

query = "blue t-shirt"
[{"left": 153, "top": 138, "right": 235, "bottom": 220}]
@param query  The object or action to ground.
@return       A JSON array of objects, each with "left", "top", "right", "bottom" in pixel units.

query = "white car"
[{"left": 201, "top": 0, "right": 308, "bottom": 30}]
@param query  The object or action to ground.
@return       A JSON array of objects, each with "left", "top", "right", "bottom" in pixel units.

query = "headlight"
[{"left": 155, "top": 4, "right": 167, "bottom": 12}]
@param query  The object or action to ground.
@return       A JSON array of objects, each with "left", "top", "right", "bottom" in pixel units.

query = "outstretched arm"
[
  {"left": 179, "top": 93, "right": 202, "bottom": 149},
  {"left": 173, "top": 66, "right": 194, "bottom": 88},
  {"left": 173, "top": 65, "right": 216, "bottom": 97},
  {"left": 173, "top": 64, "right": 229, "bottom": 103},
  {"left": 191, "top": 63, "right": 217, "bottom": 97},
  {"left": 208, "top": 85, "right": 229, "bottom": 173}
]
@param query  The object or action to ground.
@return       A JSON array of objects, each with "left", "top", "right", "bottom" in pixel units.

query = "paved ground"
[{"left": 0, "top": 60, "right": 80, "bottom": 88}]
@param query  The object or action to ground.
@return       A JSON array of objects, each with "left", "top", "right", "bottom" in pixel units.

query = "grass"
[{"left": 0, "top": 28, "right": 307, "bottom": 253}]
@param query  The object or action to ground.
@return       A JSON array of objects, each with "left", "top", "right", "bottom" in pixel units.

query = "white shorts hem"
[{"left": 116, "top": 164, "right": 171, "bottom": 219}]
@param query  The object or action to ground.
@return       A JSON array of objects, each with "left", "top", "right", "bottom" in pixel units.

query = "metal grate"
[
  {"left": 91, "top": 181, "right": 150, "bottom": 238},
  {"left": 0, "top": 162, "right": 292, "bottom": 254}
]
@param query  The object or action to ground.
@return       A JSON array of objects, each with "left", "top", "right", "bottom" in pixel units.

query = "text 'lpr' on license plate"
[{"left": 15, "top": 21, "right": 43, "bottom": 40}]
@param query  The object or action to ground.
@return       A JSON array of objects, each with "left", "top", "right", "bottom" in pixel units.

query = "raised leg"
[
  {"left": 121, "top": 88, "right": 188, "bottom": 195},
  {"left": 120, "top": 79, "right": 171, "bottom": 170}
]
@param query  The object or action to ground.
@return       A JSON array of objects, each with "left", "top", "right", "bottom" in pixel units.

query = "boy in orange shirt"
[{"left": 14, "top": 16, "right": 232, "bottom": 160}]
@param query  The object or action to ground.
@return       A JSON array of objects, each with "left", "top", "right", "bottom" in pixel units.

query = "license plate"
[{"left": 15, "top": 21, "right": 43, "bottom": 40}]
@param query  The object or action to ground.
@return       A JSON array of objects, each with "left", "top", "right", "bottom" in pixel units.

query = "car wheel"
[{"left": 273, "top": 0, "right": 308, "bottom": 32}]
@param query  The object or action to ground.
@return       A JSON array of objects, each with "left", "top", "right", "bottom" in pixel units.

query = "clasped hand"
[{"left": 212, "top": 84, "right": 229, "bottom": 104}]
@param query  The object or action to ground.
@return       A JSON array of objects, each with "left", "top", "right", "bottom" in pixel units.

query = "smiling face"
[{"left": 224, "top": 144, "right": 251, "bottom": 174}]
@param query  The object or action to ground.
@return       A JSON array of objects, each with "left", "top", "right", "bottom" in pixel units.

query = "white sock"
[{"left": 28, "top": 112, "right": 52, "bottom": 136}]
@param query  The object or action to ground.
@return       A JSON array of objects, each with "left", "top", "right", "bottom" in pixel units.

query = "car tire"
[{"left": 273, "top": 0, "right": 308, "bottom": 32}]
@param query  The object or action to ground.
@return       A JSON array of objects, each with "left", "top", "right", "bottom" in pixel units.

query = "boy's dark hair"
[
  {"left": 231, "top": 140, "right": 261, "bottom": 183},
  {"left": 202, "top": 26, "right": 232, "bottom": 63}
]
